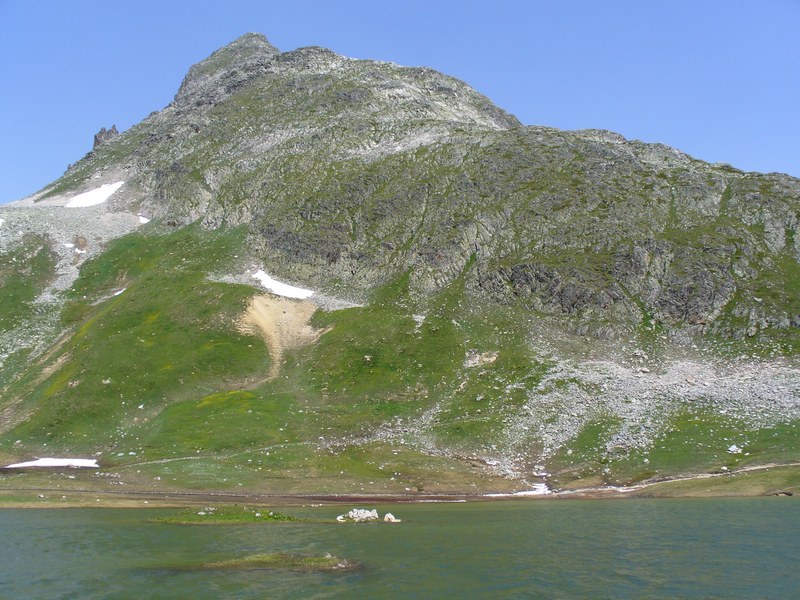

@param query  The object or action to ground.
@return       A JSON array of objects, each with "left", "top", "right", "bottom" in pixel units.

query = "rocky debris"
[
  {"left": 93, "top": 125, "right": 119, "bottom": 149},
  {"left": 0, "top": 198, "right": 142, "bottom": 376},
  {"left": 526, "top": 354, "right": 800, "bottom": 455},
  {"left": 464, "top": 350, "right": 498, "bottom": 368},
  {"left": 237, "top": 294, "right": 328, "bottom": 380},
  {"left": 379, "top": 344, "right": 800, "bottom": 482},
  {"left": 383, "top": 512, "right": 401, "bottom": 523}
]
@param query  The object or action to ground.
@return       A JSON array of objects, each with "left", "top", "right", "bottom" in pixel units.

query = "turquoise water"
[{"left": 0, "top": 498, "right": 797, "bottom": 599}]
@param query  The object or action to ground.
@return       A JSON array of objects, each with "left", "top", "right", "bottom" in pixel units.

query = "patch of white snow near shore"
[
  {"left": 5, "top": 458, "right": 99, "bottom": 469},
  {"left": 252, "top": 270, "right": 314, "bottom": 299},
  {"left": 486, "top": 483, "right": 552, "bottom": 497},
  {"left": 65, "top": 181, "right": 124, "bottom": 208}
]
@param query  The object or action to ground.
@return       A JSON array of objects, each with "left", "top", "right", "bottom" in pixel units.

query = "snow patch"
[
  {"left": 252, "top": 270, "right": 314, "bottom": 299},
  {"left": 486, "top": 483, "right": 551, "bottom": 497},
  {"left": 113, "top": 288, "right": 126, "bottom": 297},
  {"left": 138, "top": 214, "right": 150, "bottom": 224},
  {"left": 5, "top": 458, "right": 99, "bottom": 469},
  {"left": 65, "top": 181, "right": 124, "bottom": 208}
]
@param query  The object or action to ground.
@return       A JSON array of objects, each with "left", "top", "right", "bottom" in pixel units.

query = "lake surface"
[{"left": 1, "top": 498, "right": 797, "bottom": 599}]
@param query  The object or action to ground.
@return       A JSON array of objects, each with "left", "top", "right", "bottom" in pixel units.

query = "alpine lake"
[{"left": 1, "top": 497, "right": 798, "bottom": 599}]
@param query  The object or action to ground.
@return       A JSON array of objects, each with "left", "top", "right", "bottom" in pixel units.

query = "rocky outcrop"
[{"left": 93, "top": 125, "right": 118, "bottom": 148}]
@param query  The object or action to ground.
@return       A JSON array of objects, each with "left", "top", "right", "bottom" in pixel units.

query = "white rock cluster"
[{"left": 336, "top": 508, "right": 401, "bottom": 523}]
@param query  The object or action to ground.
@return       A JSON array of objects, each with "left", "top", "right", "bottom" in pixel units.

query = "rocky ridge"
[{"left": 37, "top": 34, "right": 799, "bottom": 344}]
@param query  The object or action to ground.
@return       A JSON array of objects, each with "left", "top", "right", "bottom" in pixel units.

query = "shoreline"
[{"left": 1, "top": 463, "right": 797, "bottom": 509}]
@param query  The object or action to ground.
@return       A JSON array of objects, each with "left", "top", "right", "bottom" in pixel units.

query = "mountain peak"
[
  {"left": 222, "top": 32, "right": 280, "bottom": 57},
  {"left": 173, "top": 32, "right": 280, "bottom": 108}
]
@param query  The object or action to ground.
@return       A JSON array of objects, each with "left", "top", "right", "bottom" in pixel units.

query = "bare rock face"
[
  {"left": 40, "top": 32, "right": 800, "bottom": 343},
  {"left": 93, "top": 125, "right": 119, "bottom": 148}
]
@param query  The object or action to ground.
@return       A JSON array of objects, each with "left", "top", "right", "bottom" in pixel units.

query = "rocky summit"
[{"left": 0, "top": 33, "right": 798, "bottom": 498}]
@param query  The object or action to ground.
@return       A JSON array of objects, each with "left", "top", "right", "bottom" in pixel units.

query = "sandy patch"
[{"left": 239, "top": 294, "right": 330, "bottom": 380}]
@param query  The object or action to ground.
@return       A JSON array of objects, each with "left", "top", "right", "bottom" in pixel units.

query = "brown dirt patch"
[{"left": 238, "top": 294, "right": 330, "bottom": 380}]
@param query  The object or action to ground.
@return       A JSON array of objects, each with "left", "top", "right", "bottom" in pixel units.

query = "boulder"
[{"left": 383, "top": 512, "right": 401, "bottom": 523}]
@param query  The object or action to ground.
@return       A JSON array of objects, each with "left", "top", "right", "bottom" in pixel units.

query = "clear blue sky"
[{"left": 1, "top": 0, "right": 798, "bottom": 203}]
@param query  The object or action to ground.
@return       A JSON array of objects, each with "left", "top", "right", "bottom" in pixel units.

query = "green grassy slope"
[
  {"left": 1, "top": 226, "right": 267, "bottom": 452},
  {"left": 1, "top": 223, "right": 797, "bottom": 496}
]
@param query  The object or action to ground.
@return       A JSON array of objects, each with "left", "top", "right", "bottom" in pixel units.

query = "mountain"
[{"left": 1, "top": 33, "right": 798, "bottom": 498}]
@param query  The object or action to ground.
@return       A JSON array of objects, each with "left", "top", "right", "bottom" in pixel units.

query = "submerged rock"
[{"left": 200, "top": 552, "right": 358, "bottom": 572}]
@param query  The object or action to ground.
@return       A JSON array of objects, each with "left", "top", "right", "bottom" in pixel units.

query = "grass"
[
  {"left": 546, "top": 405, "right": 800, "bottom": 490},
  {"left": 634, "top": 465, "right": 800, "bottom": 498},
  {"left": 0, "top": 234, "right": 57, "bottom": 329},
  {"left": 0, "top": 225, "right": 268, "bottom": 454},
  {"left": 137, "top": 390, "right": 300, "bottom": 459},
  {"left": 1, "top": 203, "right": 797, "bottom": 496},
  {"left": 7, "top": 240, "right": 793, "bottom": 495},
  {"left": 155, "top": 505, "right": 296, "bottom": 524},
  {"left": 548, "top": 415, "right": 623, "bottom": 487},
  {"left": 582, "top": 410, "right": 800, "bottom": 487}
]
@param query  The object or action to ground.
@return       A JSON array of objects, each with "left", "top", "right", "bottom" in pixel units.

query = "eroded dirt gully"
[{"left": 238, "top": 294, "right": 330, "bottom": 380}]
